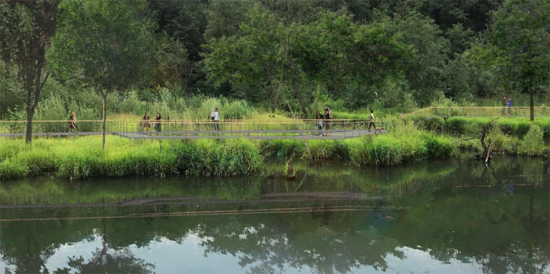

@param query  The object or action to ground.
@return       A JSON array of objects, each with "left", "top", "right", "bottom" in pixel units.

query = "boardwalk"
[{"left": 0, "top": 119, "right": 386, "bottom": 140}]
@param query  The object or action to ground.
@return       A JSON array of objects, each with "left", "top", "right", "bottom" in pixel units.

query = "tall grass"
[
  {"left": 418, "top": 117, "right": 550, "bottom": 138},
  {"left": 347, "top": 121, "right": 453, "bottom": 166},
  {"left": 518, "top": 125, "right": 545, "bottom": 156},
  {"left": 0, "top": 137, "right": 262, "bottom": 180},
  {"left": 259, "top": 121, "right": 454, "bottom": 166}
]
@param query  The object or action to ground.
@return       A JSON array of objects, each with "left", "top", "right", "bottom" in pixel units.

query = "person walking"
[
  {"left": 142, "top": 113, "right": 150, "bottom": 132},
  {"left": 323, "top": 105, "right": 332, "bottom": 116},
  {"left": 502, "top": 96, "right": 507, "bottom": 116},
  {"left": 154, "top": 113, "right": 162, "bottom": 134},
  {"left": 508, "top": 97, "right": 512, "bottom": 117},
  {"left": 68, "top": 110, "right": 79, "bottom": 134},
  {"left": 324, "top": 108, "right": 332, "bottom": 136},
  {"left": 316, "top": 111, "right": 323, "bottom": 136},
  {"left": 211, "top": 108, "right": 220, "bottom": 131},
  {"left": 369, "top": 110, "right": 376, "bottom": 132}
]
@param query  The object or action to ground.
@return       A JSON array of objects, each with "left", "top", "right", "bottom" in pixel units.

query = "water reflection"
[{"left": 0, "top": 157, "right": 548, "bottom": 273}]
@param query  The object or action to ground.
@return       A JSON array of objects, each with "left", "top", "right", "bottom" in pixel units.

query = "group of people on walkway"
[
  {"left": 135, "top": 106, "right": 379, "bottom": 137},
  {"left": 141, "top": 113, "right": 163, "bottom": 133},
  {"left": 315, "top": 106, "right": 376, "bottom": 136},
  {"left": 501, "top": 96, "right": 513, "bottom": 116},
  {"left": 315, "top": 106, "right": 333, "bottom": 136}
]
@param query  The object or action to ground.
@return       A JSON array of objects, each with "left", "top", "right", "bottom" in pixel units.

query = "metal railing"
[
  {"left": 0, "top": 119, "right": 385, "bottom": 140},
  {"left": 401, "top": 106, "right": 550, "bottom": 119}
]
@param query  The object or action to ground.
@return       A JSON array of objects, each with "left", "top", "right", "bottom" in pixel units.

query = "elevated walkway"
[{"left": 0, "top": 119, "right": 387, "bottom": 141}]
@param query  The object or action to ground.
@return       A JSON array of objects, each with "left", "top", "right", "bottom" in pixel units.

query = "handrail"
[
  {"left": 401, "top": 106, "right": 550, "bottom": 118},
  {"left": 0, "top": 119, "right": 371, "bottom": 124}
]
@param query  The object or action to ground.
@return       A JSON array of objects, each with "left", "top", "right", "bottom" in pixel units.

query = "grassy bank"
[
  {"left": 416, "top": 116, "right": 550, "bottom": 138},
  {"left": 0, "top": 137, "right": 262, "bottom": 180},
  {"left": 0, "top": 124, "right": 454, "bottom": 180},
  {"left": 259, "top": 122, "right": 454, "bottom": 165},
  {"left": 1, "top": 119, "right": 547, "bottom": 180}
]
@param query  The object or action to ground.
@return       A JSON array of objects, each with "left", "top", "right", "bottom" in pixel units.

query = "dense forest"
[{"left": 1, "top": 0, "right": 550, "bottom": 125}]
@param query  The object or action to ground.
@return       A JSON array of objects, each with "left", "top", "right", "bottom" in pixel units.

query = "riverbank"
[
  {"left": 1, "top": 119, "right": 548, "bottom": 180},
  {"left": 0, "top": 123, "right": 453, "bottom": 180}
]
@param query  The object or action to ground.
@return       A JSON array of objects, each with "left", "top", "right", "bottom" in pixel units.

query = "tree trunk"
[
  {"left": 530, "top": 92, "right": 534, "bottom": 121},
  {"left": 102, "top": 93, "right": 107, "bottom": 150},
  {"left": 25, "top": 107, "right": 34, "bottom": 144}
]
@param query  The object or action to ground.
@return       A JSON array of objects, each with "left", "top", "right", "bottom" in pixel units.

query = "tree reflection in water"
[
  {"left": 0, "top": 157, "right": 548, "bottom": 273},
  {"left": 51, "top": 248, "right": 154, "bottom": 274}
]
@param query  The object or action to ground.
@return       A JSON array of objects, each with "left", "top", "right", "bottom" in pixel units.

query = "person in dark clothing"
[
  {"left": 324, "top": 108, "right": 332, "bottom": 136},
  {"left": 154, "top": 113, "right": 162, "bottom": 134},
  {"left": 502, "top": 96, "right": 507, "bottom": 116}
]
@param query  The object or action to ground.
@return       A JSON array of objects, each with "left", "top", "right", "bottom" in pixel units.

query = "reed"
[{"left": 0, "top": 136, "right": 262, "bottom": 180}]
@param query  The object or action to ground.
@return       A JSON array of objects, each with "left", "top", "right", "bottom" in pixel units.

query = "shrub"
[
  {"left": 258, "top": 139, "right": 305, "bottom": 158},
  {"left": 0, "top": 158, "right": 29, "bottom": 180},
  {"left": 518, "top": 125, "right": 545, "bottom": 156},
  {"left": 423, "top": 134, "right": 453, "bottom": 158}
]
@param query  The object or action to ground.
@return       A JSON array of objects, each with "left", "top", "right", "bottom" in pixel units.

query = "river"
[{"left": 0, "top": 157, "right": 548, "bottom": 273}]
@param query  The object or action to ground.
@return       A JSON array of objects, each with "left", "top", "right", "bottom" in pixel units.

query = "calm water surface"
[{"left": 0, "top": 157, "right": 549, "bottom": 274}]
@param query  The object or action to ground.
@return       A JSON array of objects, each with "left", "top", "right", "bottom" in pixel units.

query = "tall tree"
[
  {"left": 202, "top": 5, "right": 291, "bottom": 111},
  {"left": 204, "top": 0, "right": 254, "bottom": 40},
  {"left": 484, "top": 0, "right": 550, "bottom": 121},
  {"left": 0, "top": 0, "right": 60, "bottom": 143},
  {"left": 374, "top": 8, "right": 450, "bottom": 106},
  {"left": 48, "top": 0, "right": 156, "bottom": 149}
]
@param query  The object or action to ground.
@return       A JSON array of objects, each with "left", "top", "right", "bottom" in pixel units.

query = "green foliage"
[
  {"left": 258, "top": 139, "right": 306, "bottom": 158},
  {"left": 49, "top": 0, "right": 156, "bottom": 92},
  {"left": 0, "top": 61, "right": 24, "bottom": 119},
  {"left": 205, "top": 0, "right": 254, "bottom": 40},
  {"left": 203, "top": 6, "right": 410, "bottom": 112},
  {"left": 423, "top": 134, "right": 454, "bottom": 157},
  {"left": 347, "top": 122, "right": 453, "bottom": 166},
  {"left": 374, "top": 8, "right": 450, "bottom": 106},
  {"left": 475, "top": 0, "right": 550, "bottom": 120},
  {"left": 420, "top": 117, "right": 550, "bottom": 139},
  {"left": 0, "top": 137, "right": 262, "bottom": 180},
  {"left": 307, "top": 140, "right": 351, "bottom": 161},
  {"left": 518, "top": 124, "right": 545, "bottom": 156}
]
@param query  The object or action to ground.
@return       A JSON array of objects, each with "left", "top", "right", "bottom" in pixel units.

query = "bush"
[
  {"left": 423, "top": 134, "right": 454, "bottom": 158},
  {"left": 0, "top": 137, "right": 262, "bottom": 180},
  {"left": 0, "top": 158, "right": 29, "bottom": 180},
  {"left": 258, "top": 139, "right": 305, "bottom": 158},
  {"left": 518, "top": 125, "right": 545, "bottom": 156}
]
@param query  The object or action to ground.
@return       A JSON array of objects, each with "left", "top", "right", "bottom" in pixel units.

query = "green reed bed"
[
  {"left": 258, "top": 122, "right": 454, "bottom": 166},
  {"left": 0, "top": 137, "right": 263, "bottom": 180},
  {"left": 2, "top": 119, "right": 546, "bottom": 181},
  {"left": 418, "top": 116, "right": 550, "bottom": 138},
  {"left": 416, "top": 116, "right": 550, "bottom": 156}
]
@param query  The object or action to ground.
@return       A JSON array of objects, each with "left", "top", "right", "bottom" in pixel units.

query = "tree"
[
  {"left": 204, "top": 0, "right": 254, "bottom": 40},
  {"left": 202, "top": 5, "right": 292, "bottom": 111},
  {"left": 485, "top": 0, "right": 550, "bottom": 121},
  {"left": 374, "top": 8, "right": 451, "bottom": 106},
  {"left": 48, "top": 0, "right": 156, "bottom": 149},
  {"left": 0, "top": 0, "right": 60, "bottom": 144},
  {"left": 148, "top": 0, "right": 208, "bottom": 62}
]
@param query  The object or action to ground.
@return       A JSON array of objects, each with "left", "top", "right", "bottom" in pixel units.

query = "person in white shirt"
[
  {"left": 369, "top": 110, "right": 376, "bottom": 132},
  {"left": 211, "top": 108, "right": 220, "bottom": 131},
  {"left": 316, "top": 111, "right": 323, "bottom": 136}
]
